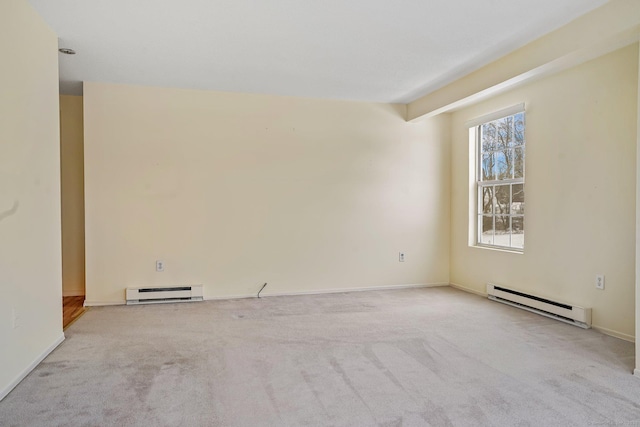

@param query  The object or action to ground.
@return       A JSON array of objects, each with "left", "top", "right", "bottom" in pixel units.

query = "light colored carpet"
[{"left": 1, "top": 286, "right": 638, "bottom": 426}]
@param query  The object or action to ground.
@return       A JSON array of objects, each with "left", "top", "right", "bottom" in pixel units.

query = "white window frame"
[{"left": 467, "top": 104, "right": 525, "bottom": 252}]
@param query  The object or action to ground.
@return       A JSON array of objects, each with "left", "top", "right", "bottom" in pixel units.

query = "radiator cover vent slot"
[
  {"left": 486, "top": 284, "right": 591, "bottom": 329},
  {"left": 126, "top": 285, "right": 204, "bottom": 305}
]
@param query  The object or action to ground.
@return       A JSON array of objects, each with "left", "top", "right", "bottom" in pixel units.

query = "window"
[{"left": 475, "top": 110, "right": 525, "bottom": 250}]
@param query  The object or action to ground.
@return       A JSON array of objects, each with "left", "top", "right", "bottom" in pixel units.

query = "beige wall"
[
  {"left": 0, "top": 0, "right": 63, "bottom": 399},
  {"left": 450, "top": 44, "right": 638, "bottom": 340},
  {"left": 83, "top": 82, "right": 450, "bottom": 304},
  {"left": 60, "top": 95, "right": 85, "bottom": 297}
]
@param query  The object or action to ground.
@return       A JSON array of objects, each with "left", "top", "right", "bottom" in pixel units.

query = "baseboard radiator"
[
  {"left": 486, "top": 284, "right": 591, "bottom": 329},
  {"left": 126, "top": 285, "right": 204, "bottom": 305}
]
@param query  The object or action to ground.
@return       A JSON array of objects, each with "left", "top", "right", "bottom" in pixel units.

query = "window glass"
[{"left": 476, "top": 111, "right": 525, "bottom": 251}]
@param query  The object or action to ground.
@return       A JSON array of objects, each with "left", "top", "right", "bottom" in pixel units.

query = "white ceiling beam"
[{"left": 406, "top": 0, "right": 640, "bottom": 122}]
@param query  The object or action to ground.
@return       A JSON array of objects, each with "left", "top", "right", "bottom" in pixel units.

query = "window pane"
[
  {"left": 494, "top": 184, "right": 510, "bottom": 214},
  {"left": 481, "top": 123, "right": 497, "bottom": 152},
  {"left": 506, "top": 148, "right": 515, "bottom": 179},
  {"left": 514, "top": 146, "right": 524, "bottom": 178},
  {"left": 481, "top": 153, "right": 495, "bottom": 181},
  {"left": 480, "top": 215, "right": 494, "bottom": 245},
  {"left": 512, "top": 217, "right": 524, "bottom": 249},
  {"left": 496, "top": 116, "right": 511, "bottom": 148},
  {"left": 494, "top": 150, "right": 513, "bottom": 180},
  {"left": 475, "top": 111, "right": 525, "bottom": 251},
  {"left": 512, "top": 112, "right": 525, "bottom": 147},
  {"left": 480, "top": 186, "right": 493, "bottom": 214},
  {"left": 511, "top": 184, "right": 524, "bottom": 214},
  {"left": 494, "top": 215, "right": 510, "bottom": 247}
]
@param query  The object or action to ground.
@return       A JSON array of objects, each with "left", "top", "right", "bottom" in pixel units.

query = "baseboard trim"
[
  {"left": 592, "top": 325, "right": 635, "bottom": 343},
  {"left": 84, "top": 282, "right": 449, "bottom": 307},
  {"left": 85, "top": 284, "right": 449, "bottom": 305},
  {"left": 203, "top": 282, "right": 449, "bottom": 301},
  {"left": 204, "top": 294, "right": 257, "bottom": 301},
  {"left": 84, "top": 301, "right": 125, "bottom": 307},
  {"left": 450, "top": 282, "right": 635, "bottom": 343},
  {"left": 62, "top": 289, "right": 85, "bottom": 297},
  {"left": 262, "top": 282, "right": 449, "bottom": 298},
  {"left": 634, "top": 369, "right": 640, "bottom": 378},
  {"left": 449, "top": 282, "right": 487, "bottom": 297},
  {"left": 0, "top": 333, "right": 65, "bottom": 402}
]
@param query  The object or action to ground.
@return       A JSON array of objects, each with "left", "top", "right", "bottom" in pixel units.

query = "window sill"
[{"left": 471, "top": 244, "right": 524, "bottom": 255}]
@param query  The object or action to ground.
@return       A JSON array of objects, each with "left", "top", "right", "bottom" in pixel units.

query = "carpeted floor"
[{"left": 1, "top": 286, "right": 638, "bottom": 426}]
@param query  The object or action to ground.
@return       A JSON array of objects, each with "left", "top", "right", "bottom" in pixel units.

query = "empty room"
[{"left": 1, "top": 0, "right": 640, "bottom": 425}]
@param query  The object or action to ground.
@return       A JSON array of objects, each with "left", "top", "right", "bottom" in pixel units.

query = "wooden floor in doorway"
[{"left": 63, "top": 296, "right": 86, "bottom": 329}]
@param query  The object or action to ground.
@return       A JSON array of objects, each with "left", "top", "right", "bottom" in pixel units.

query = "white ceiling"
[{"left": 29, "top": 0, "right": 608, "bottom": 103}]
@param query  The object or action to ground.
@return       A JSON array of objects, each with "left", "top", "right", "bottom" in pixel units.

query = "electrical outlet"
[
  {"left": 595, "top": 274, "right": 605, "bottom": 290},
  {"left": 156, "top": 260, "right": 165, "bottom": 272},
  {"left": 399, "top": 252, "right": 405, "bottom": 262}
]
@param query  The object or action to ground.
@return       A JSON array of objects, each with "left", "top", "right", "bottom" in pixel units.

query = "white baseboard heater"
[
  {"left": 126, "top": 285, "right": 204, "bottom": 305},
  {"left": 486, "top": 284, "right": 591, "bottom": 329}
]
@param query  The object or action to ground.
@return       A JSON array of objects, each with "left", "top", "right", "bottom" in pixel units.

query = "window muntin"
[{"left": 476, "top": 112, "right": 525, "bottom": 250}]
